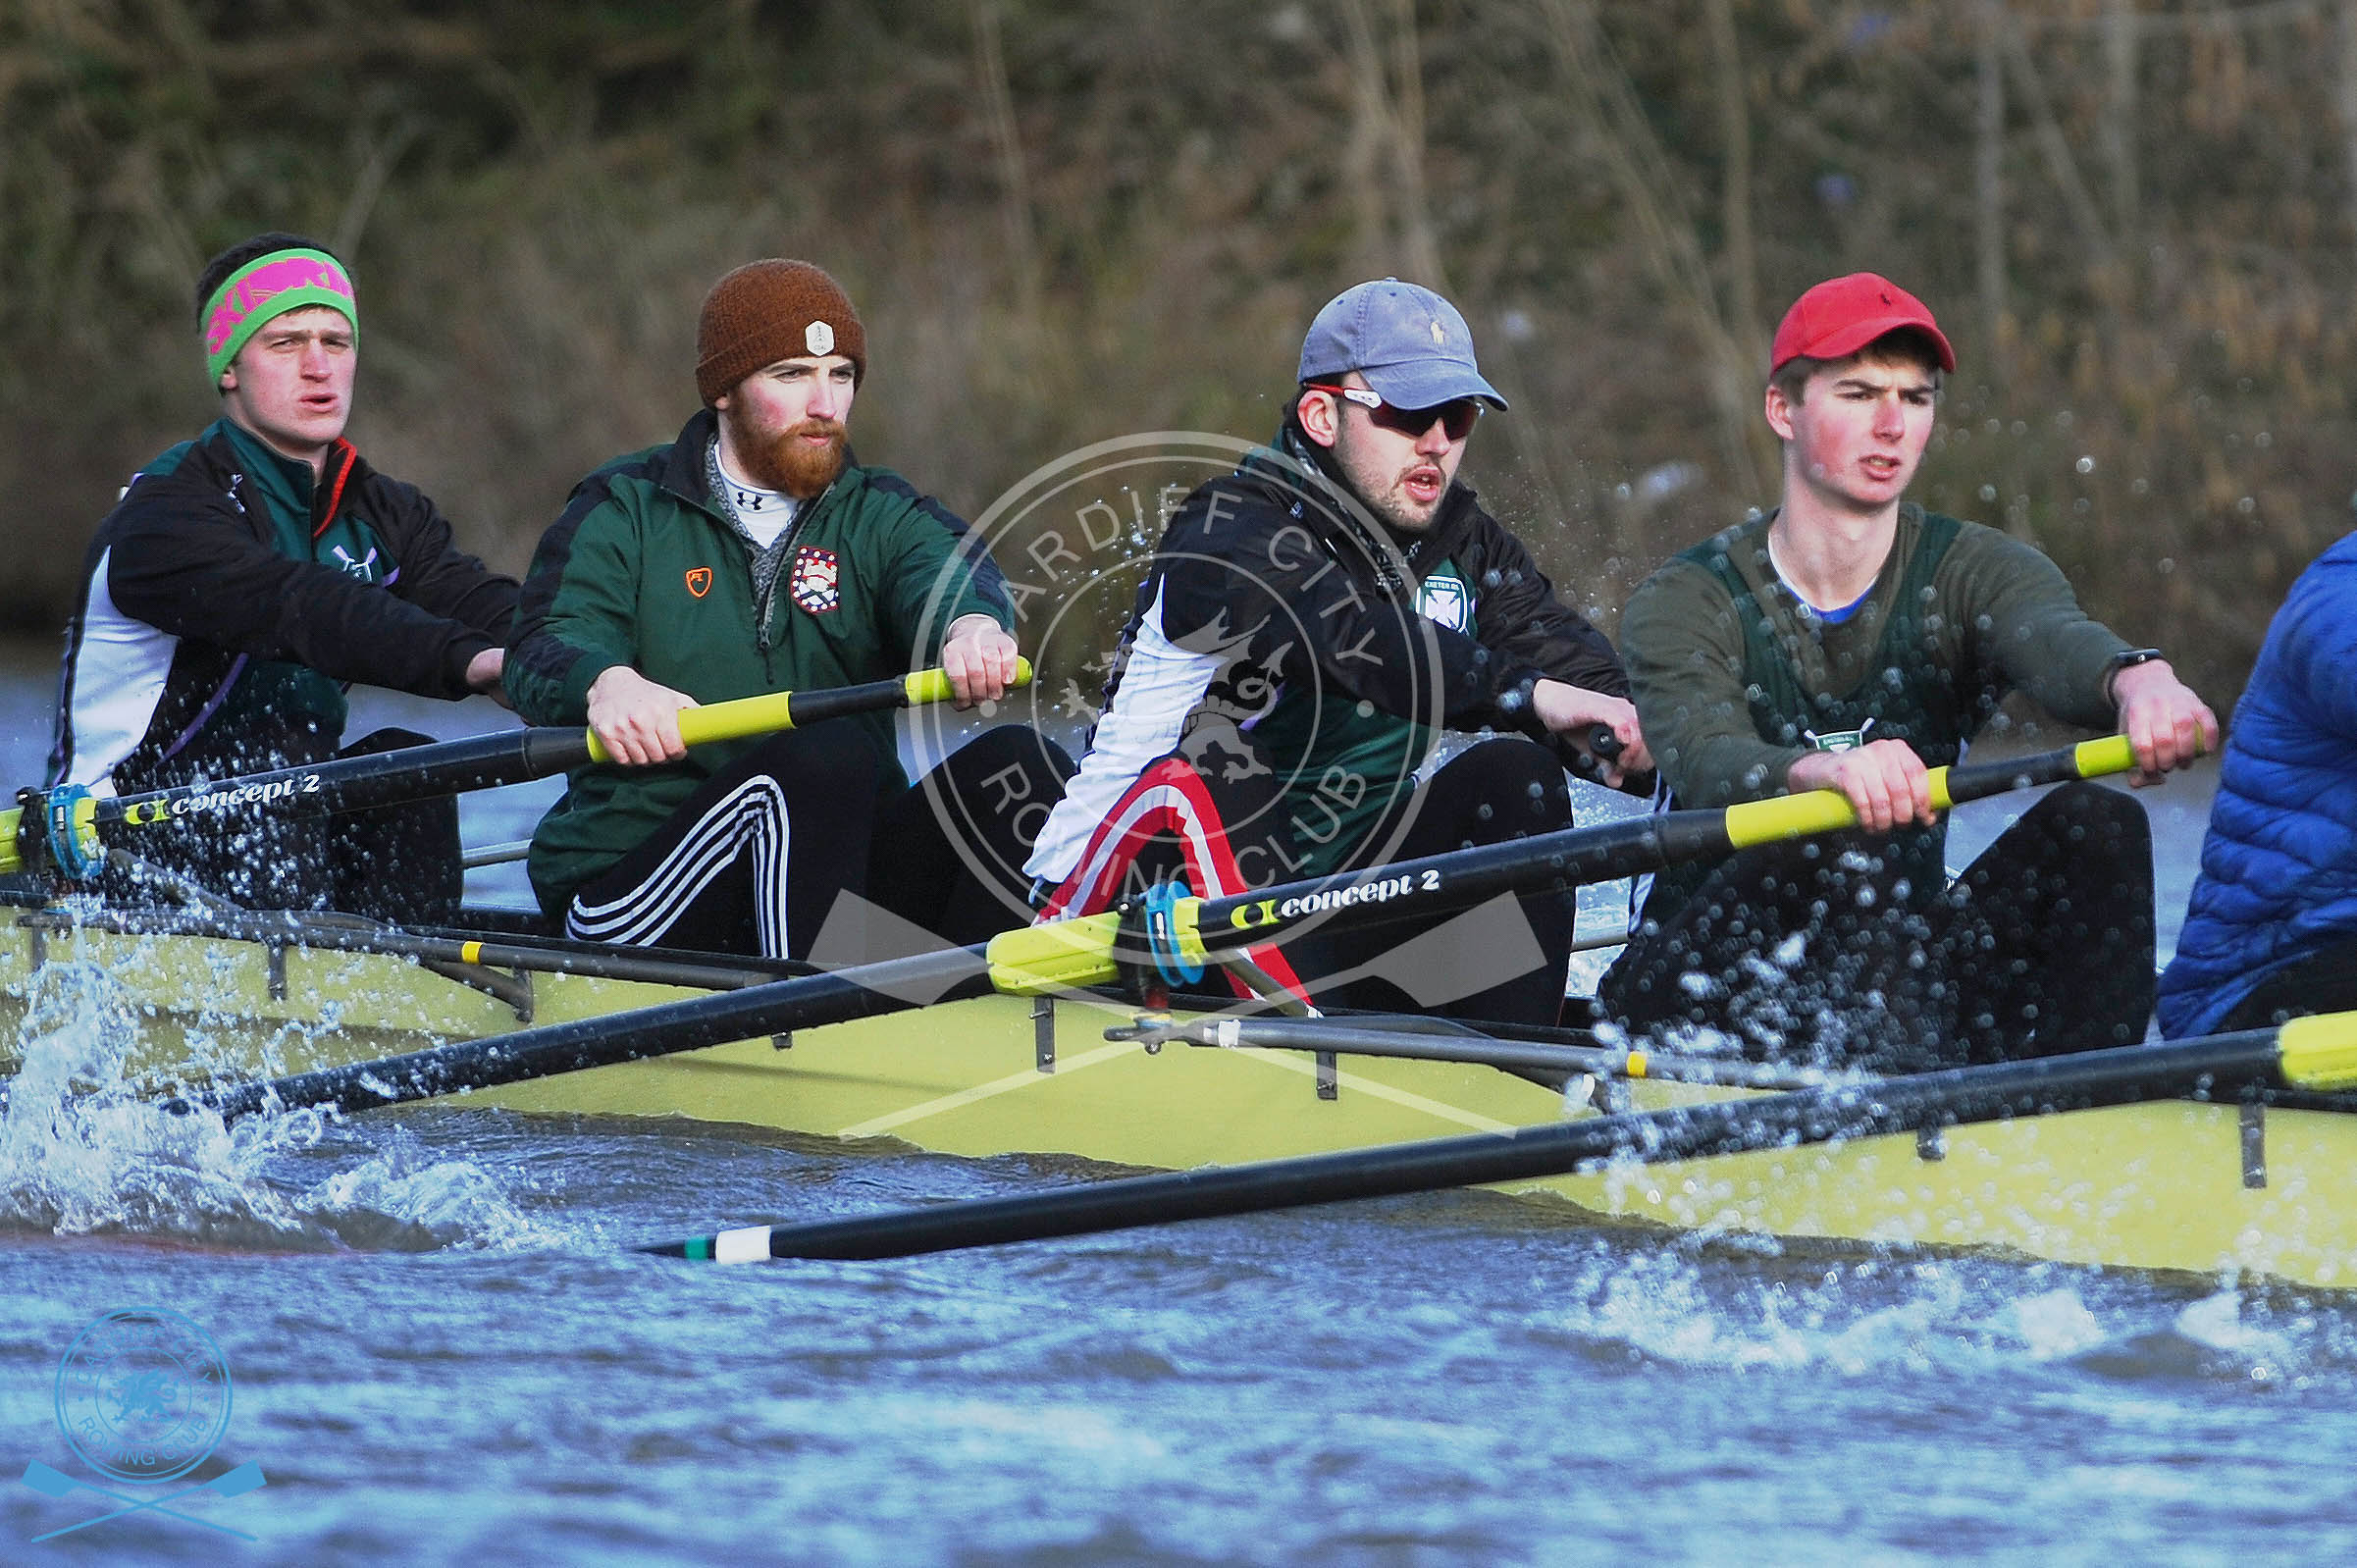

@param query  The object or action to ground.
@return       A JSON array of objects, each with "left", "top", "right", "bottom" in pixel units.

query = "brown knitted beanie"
[{"left": 694, "top": 259, "right": 866, "bottom": 405}]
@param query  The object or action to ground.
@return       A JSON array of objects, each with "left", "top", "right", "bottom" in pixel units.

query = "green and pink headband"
[{"left": 201, "top": 248, "right": 358, "bottom": 381}]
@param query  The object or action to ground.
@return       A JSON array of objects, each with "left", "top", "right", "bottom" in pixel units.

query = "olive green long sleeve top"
[{"left": 1619, "top": 505, "right": 2131, "bottom": 809}]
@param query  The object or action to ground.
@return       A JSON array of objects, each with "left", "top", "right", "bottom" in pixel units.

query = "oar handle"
[
  {"left": 1719, "top": 734, "right": 2141, "bottom": 850},
  {"left": 2, "top": 659, "right": 1036, "bottom": 878},
  {"left": 583, "top": 658, "right": 1033, "bottom": 764},
  {"left": 1562, "top": 723, "right": 1655, "bottom": 797}
]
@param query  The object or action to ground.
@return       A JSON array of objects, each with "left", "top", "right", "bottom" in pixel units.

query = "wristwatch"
[{"left": 2106, "top": 647, "right": 2166, "bottom": 704}]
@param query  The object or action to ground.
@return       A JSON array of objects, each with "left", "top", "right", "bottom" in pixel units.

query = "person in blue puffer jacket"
[{"left": 2159, "top": 530, "right": 2357, "bottom": 1035}]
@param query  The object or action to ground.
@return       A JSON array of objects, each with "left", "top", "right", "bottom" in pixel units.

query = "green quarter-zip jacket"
[{"left": 505, "top": 408, "right": 1015, "bottom": 915}]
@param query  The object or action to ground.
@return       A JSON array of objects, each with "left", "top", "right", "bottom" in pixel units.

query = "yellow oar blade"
[{"left": 2279, "top": 1011, "right": 2357, "bottom": 1091}]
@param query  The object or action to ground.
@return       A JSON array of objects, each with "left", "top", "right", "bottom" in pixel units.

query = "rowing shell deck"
[{"left": 4, "top": 908, "right": 2352, "bottom": 1288}]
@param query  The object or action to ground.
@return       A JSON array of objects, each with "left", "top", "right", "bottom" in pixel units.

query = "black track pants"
[
  {"left": 2218, "top": 937, "right": 2357, "bottom": 1031},
  {"left": 1598, "top": 781, "right": 2156, "bottom": 1071},
  {"left": 567, "top": 724, "right": 1072, "bottom": 960},
  {"left": 1283, "top": 738, "right": 1578, "bottom": 1026}
]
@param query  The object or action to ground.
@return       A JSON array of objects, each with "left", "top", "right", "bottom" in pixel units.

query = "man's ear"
[
  {"left": 217, "top": 363, "right": 238, "bottom": 394},
  {"left": 1297, "top": 390, "right": 1339, "bottom": 448},
  {"left": 1762, "top": 381, "right": 1797, "bottom": 444}
]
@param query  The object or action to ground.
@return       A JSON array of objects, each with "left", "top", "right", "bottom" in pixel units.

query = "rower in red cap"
[{"left": 1598, "top": 273, "right": 2218, "bottom": 1071}]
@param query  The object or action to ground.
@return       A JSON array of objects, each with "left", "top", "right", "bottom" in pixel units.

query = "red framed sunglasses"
[{"left": 1303, "top": 384, "right": 1484, "bottom": 442}]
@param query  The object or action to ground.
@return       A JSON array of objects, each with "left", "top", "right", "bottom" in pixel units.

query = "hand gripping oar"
[
  {"left": 186, "top": 736, "right": 2141, "bottom": 1124},
  {"left": 3, "top": 661, "right": 1030, "bottom": 880},
  {"left": 642, "top": 1010, "right": 2357, "bottom": 1263}
]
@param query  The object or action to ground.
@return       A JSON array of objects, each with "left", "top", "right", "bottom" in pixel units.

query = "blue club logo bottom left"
[{"left": 22, "top": 1307, "right": 267, "bottom": 1543}]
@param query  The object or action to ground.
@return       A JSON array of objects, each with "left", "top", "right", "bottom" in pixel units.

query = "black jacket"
[
  {"left": 1024, "top": 416, "right": 1628, "bottom": 884},
  {"left": 50, "top": 418, "right": 520, "bottom": 792},
  {"left": 1131, "top": 418, "right": 1626, "bottom": 732}
]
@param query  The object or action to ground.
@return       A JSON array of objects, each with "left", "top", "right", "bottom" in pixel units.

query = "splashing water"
[{"left": 1, "top": 955, "right": 557, "bottom": 1252}]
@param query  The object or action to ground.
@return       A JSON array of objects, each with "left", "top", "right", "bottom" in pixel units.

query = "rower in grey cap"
[{"left": 1023, "top": 278, "right": 1650, "bottom": 1026}]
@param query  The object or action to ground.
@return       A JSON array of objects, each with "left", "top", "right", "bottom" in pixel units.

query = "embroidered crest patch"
[
  {"left": 685, "top": 566, "right": 712, "bottom": 599},
  {"left": 789, "top": 547, "right": 841, "bottom": 614},
  {"left": 1416, "top": 571, "right": 1470, "bottom": 632}
]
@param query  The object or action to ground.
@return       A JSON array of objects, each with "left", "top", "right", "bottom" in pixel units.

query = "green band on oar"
[
  {"left": 4, "top": 660, "right": 1030, "bottom": 878},
  {"left": 641, "top": 1008, "right": 2357, "bottom": 1264},
  {"left": 186, "top": 736, "right": 2142, "bottom": 1126}
]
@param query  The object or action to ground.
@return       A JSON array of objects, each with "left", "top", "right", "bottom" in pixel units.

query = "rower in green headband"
[
  {"left": 44, "top": 229, "right": 518, "bottom": 925},
  {"left": 200, "top": 243, "right": 358, "bottom": 384}
]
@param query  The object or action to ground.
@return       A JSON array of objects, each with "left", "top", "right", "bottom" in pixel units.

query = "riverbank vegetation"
[{"left": 7, "top": 1, "right": 2351, "bottom": 704}]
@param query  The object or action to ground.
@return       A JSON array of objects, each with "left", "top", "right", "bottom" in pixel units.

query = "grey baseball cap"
[{"left": 1297, "top": 278, "right": 1508, "bottom": 411}]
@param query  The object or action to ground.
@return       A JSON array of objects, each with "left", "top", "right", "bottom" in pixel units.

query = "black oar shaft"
[
  {"left": 8, "top": 663, "right": 1022, "bottom": 878},
  {"left": 1191, "top": 814, "right": 1729, "bottom": 957},
  {"left": 39, "top": 907, "right": 800, "bottom": 993},
  {"left": 1050, "top": 738, "right": 2141, "bottom": 980},
  {"left": 776, "top": 675, "right": 915, "bottom": 728},
  {"left": 1941, "top": 744, "right": 2113, "bottom": 805},
  {"left": 105, "top": 729, "right": 589, "bottom": 832},
  {"left": 651, "top": 1031, "right": 2286, "bottom": 1262},
  {"left": 102, "top": 678, "right": 927, "bottom": 832},
  {"left": 188, "top": 945, "right": 990, "bottom": 1123}
]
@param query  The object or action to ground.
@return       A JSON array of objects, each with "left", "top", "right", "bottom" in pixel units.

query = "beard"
[
  {"left": 723, "top": 403, "right": 847, "bottom": 500},
  {"left": 1330, "top": 421, "right": 1447, "bottom": 535}
]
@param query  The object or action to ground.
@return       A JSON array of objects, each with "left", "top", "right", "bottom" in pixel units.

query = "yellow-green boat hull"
[{"left": 5, "top": 915, "right": 2352, "bottom": 1287}]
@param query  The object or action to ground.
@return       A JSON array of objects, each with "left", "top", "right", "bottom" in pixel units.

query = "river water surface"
[{"left": 0, "top": 641, "right": 2341, "bottom": 1567}]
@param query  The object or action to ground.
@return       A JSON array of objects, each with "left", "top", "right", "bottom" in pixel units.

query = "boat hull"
[{"left": 5, "top": 912, "right": 2352, "bottom": 1287}]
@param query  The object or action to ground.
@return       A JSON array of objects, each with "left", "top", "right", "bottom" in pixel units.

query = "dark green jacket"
[{"left": 505, "top": 409, "right": 1014, "bottom": 914}]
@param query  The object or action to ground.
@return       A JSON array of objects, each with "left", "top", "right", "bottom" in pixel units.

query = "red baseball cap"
[{"left": 1769, "top": 273, "right": 1956, "bottom": 375}]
